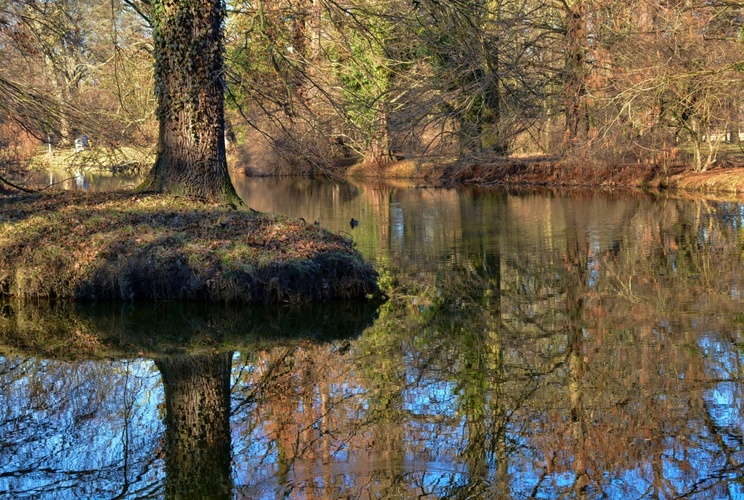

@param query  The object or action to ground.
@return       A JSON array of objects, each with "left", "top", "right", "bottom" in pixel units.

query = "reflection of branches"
[
  {"left": 689, "top": 413, "right": 743, "bottom": 496},
  {"left": 0, "top": 357, "right": 163, "bottom": 497},
  {"left": 231, "top": 348, "right": 296, "bottom": 415},
  {"left": 113, "top": 360, "right": 138, "bottom": 499}
]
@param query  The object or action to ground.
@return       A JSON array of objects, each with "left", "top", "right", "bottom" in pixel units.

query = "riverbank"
[
  {"left": 14, "top": 146, "right": 744, "bottom": 196},
  {"left": 0, "top": 191, "right": 381, "bottom": 303},
  {"left": 443, "top": 159, "right": 744, "bottom": 193},
  {"left": 346, "top": 157, "right": 744, "bottom": 195}
]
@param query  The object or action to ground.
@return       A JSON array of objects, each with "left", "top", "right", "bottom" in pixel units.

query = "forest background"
[{"left": 1, "top": 0, "right": 743, "bottom": 187}]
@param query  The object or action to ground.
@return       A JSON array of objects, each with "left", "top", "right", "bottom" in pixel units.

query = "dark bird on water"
[{"left": 350, "top": 218, "right": 359, "bottom": 228}]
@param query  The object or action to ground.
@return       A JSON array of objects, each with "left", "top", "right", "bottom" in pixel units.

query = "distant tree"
[
  {"left": 224, "top": 0, "right": 406, "bottom": 171},
  {"left": 416, "top": 0, "right": 508, "bottom": 155},
  {"left": 414, "top": 0, "right": 552, "bottom": 158},
  {"left": 225, "top": 0, "right": 299, "bottom": 120},
  {"left": 332, "top": 2, "right": 398, "bottom": 166},
  {"left": 0, "top": 0, "right": 96, "bottom": 142},
  {"left": 139, "top": 0, "right": 241, "bottom": 205},
  {"left": 0, "top": 0, "right": 156, "bottom": 153},
  {"left": 561, "top": 0, "right": 589, "bottom": 150},
  {"left": 595, "top": 0, "right": 743, "bottom": 170}
]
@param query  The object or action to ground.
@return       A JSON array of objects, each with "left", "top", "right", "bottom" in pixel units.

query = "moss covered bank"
[{"left": 0, "top": 191, "right": 381, "bottom": 303}]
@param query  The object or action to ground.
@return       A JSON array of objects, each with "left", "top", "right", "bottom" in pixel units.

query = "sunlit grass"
[{"left": 0, "top": 190, "right": 381, "bottom": 303}]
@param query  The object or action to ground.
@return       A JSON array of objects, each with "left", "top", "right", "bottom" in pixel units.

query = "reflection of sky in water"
[
  {"left": 3, "top": 339, "right": 744, "bottom": 498},
  {"left": 693, "top": 334, "right": 744, "bottom": 495},
  {"left": 391, "top": 203, "right": 404, "bottom": 243},
  {"left": 706, "top": 382, "right": 741, "bottom": 429},
  {"left": 0, "top": 358, "right": 164, "bottom": 498},
  {"left": 699, "top": 335, "right": 740, "bottom": 380}
]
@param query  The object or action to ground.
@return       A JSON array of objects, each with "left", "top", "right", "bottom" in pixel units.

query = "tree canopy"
[{"left": 1, "top": 0, "right": 743, "bottom": 181}]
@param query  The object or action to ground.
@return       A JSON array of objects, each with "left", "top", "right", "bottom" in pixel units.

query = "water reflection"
[
  {"left": 0, "top": 300, "right": 380, "bottom": 498},
  {"left": 3, "top": 179, "right": 744, "bottom": 498},
  {"left": 158, "top": 352, "right": 233, "bottom": 498},
  {"left": 45, "top": 167, "right": 142, "bottom": 192}
]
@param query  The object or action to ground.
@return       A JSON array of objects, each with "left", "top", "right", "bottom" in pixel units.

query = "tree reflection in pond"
[
  {"left": 2, "top": 187, "right": 744, "bottom": 498},
  {"left": 157, "top": 353, "right": 233, "bottom": 499}
]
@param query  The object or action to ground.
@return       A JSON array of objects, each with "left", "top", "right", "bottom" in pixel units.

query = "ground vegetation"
[{"left": 0, "top": 191, "right": 381, "bottom": 302}]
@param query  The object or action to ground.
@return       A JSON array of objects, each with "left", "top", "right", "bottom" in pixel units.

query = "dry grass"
[
  {"left": 0, "top": 191, "right": 381, "bottom": 303},
  {"left": 664, "top": 169, "right": 744, "bottom": 193},
  {"left": 346, "top": 159, "right": 447, "bottom": 179}
]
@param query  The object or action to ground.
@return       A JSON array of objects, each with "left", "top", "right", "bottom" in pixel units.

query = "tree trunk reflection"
[
  {"left": 564, "top": 206, "right": 589, "bottom": 499},
  {"left": 156, "top": 352, "right": 234, "bottom": 499}
]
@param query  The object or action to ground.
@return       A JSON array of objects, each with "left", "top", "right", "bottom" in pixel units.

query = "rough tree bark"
[
  {"left": 141, "top": 0, "right": 241, "bottom": 206},
  {"left": 563, "top": 0, "right": 589, "bottom": 150}
]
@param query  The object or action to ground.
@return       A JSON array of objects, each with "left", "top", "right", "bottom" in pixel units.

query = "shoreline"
[{"left": 339, "top": 158, "right": 744, "bottom": 198}]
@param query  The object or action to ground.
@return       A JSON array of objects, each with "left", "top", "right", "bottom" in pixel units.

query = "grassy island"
[{"left": 0, "top": 191, "right": 381, "bottom": 303}]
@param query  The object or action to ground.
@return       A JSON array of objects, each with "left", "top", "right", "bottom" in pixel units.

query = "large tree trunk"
[
  {"left": 142, "top": 0, "right": 241, "bottom": 205},
  {"left": 563, "top": 0, "right": 589, "bottom": 150},
  {"left": 156, "top": 352, "right": 234, "bottom": 499}
]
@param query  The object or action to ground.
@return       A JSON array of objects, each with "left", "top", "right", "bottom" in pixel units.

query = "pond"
[{"left": 2, "top": 176, "right": 744, "bottom": 498}]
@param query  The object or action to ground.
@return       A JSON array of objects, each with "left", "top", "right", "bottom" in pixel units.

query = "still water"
[{"left": 2, "top": 176, "right": 744, "bottom": 498}]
